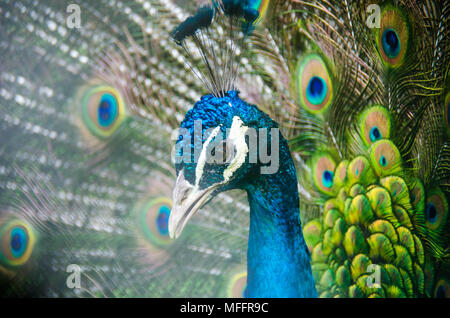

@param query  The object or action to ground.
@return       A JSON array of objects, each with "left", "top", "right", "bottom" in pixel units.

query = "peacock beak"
[{"left": 169, "top": 170, "right": 219, "bottom": 239}]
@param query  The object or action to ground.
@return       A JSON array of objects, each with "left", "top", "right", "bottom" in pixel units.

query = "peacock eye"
[
  {"left": 347, "top": 156, "right": 374, "bottom": 187},
  {"left": 370, "top": 127, "right": 381, "bottom": 141},
  {"left": 436, "top": 285, "right": 445, "bottom": 298},
  {"left": 359, "top": 105, "right": 391, "bottom": 148},
  {"left": 426, "top": 203, "right": 437, "bottom": 224},
  {"left": 379, "top": 155, "right": 388, "bottom": 167},
  {"left": 322, "top": 170, "right": 334, "bottom": 188},
  {"left": 10, "top": 227, "right": 27, "bottom": 258},
  {"left": 78, "top": 85, "right": 127, "bottom": 140},
  {"left": 382, "top": 29, "right": 400, "bottom": 58},
  {"left": 139, "top": 197, "right": 173, "bottom": 247},
  {"left": 369, "top": 139, "right": 401, "bottom": 176},
  {"left": 156, "top": 205, "right": 170, "bottom": 236},
  {"left": 311, "top": 152, "right": 336, "bottom": 195},
  {"left": 297, "top": 54, "right": 333, "bottom": 114},
  {"left": 424, "top": 189, "right": 448, "bottom": 231},
  {"left": 307, "top": 76, "right": 327, "bottom": 105},
  {"left": 97, "top": 94, "right": 118, "bottom": 127},
  {"left": 227, "top": 270, "right": 247, "bottom": 298},
  {"left": 434, "top": 279, "right": 449, "bottom": 298},
  {"left": 376, "top": 6, "right": 409, "bottom": 67},
  {"left": 0, "top": 219, "right": 35, "bottom": 267}
]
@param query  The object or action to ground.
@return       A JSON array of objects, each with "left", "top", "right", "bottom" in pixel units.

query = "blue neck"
[{"left": 245, "top": 140, "right": 317, "bottom": 298}]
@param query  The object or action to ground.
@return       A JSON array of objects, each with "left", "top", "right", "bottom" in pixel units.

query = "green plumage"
[
  {"left": 0, "top": 0, "right": 448, "bottom": 298},
  {"left": 262, "top": 0, "right": 450, "bottom": 298}
]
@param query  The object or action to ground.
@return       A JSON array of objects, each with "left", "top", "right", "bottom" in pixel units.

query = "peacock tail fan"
[
  {"left": 1, "top": 0, "right": 255, "bottom": 298},
  {"left": 0, "top": 167, "right": 118, "bottom": 297},
  {"left": 0, "top": 165, "right": 250, "bottom": 298},
  {"left": 250, "top": 0, "right": 449, "bottom": 297},
  {"left": 1, "top": 0, "right": 449, "bottom": 298}
]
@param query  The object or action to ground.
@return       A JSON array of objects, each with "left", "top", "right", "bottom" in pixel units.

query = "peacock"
[{"left": 0, "top": 0, "right": 448, "bottom": 298}]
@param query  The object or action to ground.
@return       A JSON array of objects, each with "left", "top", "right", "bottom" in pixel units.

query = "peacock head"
[
  {"left": 169, "top": 90, "right": 280, "bottom": 238},
  {"left": 168, "top": 1, "right": 274, "bottom": 238}
]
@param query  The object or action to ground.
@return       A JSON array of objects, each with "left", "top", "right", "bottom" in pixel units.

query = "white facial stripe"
[
  {"left": 223, "top": 116, "right": 248, "bottom": 182},
  {"left": 195, "top": 125, "right": 221, "bottom": 188}
]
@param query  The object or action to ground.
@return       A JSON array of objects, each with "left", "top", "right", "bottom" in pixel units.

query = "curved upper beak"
[{"left": 168, "top": 170, "right": 219, "bottom": 239}]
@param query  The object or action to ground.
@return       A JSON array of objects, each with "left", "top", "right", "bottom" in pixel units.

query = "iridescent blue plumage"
[
  {"left": 173, "top": 90, "right": 317, "bottom": 297},
  {"left": 170, "top": 6, "right": 214, "bottom": 45},
  {"left": 1, "top": 0, "right": 447, "bottom": 299},
  {"left": 98, "top": 93, "right": 118, "bottom": 127},
  {"left": 166, "top": 0, "right": 317, "bottom": 298},
  {"left": 219, "top": 0, "right": 260, "bottom": 26},
  {"left": 370, "top": 126, "right": 382, "bottom": 142},
  {"left": 10, "top": 228, "right": 27, "bottom": 258},
  {"left": 426, "top": 202, "right": 438, "bottom": 225},
  {"left": 322, "top": 170, "right": 333, "bottom": 188},
  {"left": 156, "top": 206, "right": 170, "bottom": 236},
  {"left": 382, "top": 29, "right": 401, "bottom": 58},
  {"left": 307, "top": 76, "right": 327, "bottom": 105}
]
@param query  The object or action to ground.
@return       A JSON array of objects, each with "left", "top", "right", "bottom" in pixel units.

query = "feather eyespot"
[
  {"left": 78, "top": 85, "right": 127, "bottom": 140},
  {"left": 227, "top": 271, "right": 247, "bottom": 298},
  {"left": 369, "top": 139, "right": 402, "bottom": 176},
  {"left": 359, "top": 106, "right": 391, "bottom": 148},
  {"left": 381, "top": 29, "right": 401, "bottom": 58},
  {"left": 297, "top": 54, "right": 333, "bottom": 114},
  {"left": 322, "top": 170, "right": 334, "bottom": 188},
  {"left": 311, "top": 153, "right": 336, "bottom": 195},
  {"left": 424, "top": 188, "right": 448, "bottom": 231},
  {"left": 156, "top": 205, "right": 170, "bottom": 236},
  {"left": 376, "top": 6, "right": 409, "bottom": 67},
  {"left": 307, "top": 76, "right": 327, "bottom": 105},
  {"left": 434, "top": 279, "right": 449, "bottom": 298},
  {"left": 0, "top": 219, "right": 36, "bottom": 268},
  {"left": 97, "top": 93, "right": 118, "bottom": 128},
  {"left": 10, "top": 227, "right": 27, "bottom": 258},
  {"left": 139, "top": 197, "right": 173, "bottom": 247},
  {"left": 426, "top": 203, "right": 437, "bottom": 223},
  {"left": 347, "top": 156, "right": 374, "bottom": 187},
  {"left": 370, "top": 127, "right": 381, "bottom": 141}
]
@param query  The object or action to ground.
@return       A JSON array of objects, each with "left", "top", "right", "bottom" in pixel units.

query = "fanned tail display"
[{"left": 0, "top": 0, "right": 448, "bottom": 298}]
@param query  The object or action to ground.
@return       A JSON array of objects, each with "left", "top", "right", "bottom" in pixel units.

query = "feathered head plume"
[{"left": 170, "top": 0, "right": 267, "bottom": 97}]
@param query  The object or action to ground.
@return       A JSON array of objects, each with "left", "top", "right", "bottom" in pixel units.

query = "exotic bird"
[
  {"left": 0, "top": 0, "right": 448, "bottom": 298},
  {"left": 166, "top": 1, "right": 317, "bottom": 297}
]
